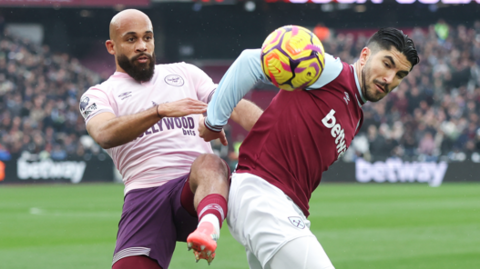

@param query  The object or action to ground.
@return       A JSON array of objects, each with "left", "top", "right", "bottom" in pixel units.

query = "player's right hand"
[
  {"left": 198, "top": 115, "right": 228, "bottom": 146},
  {"left": 157, "top": 98, "right": 207, "bottom": 118}
]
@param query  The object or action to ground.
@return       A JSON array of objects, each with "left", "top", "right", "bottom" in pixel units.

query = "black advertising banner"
[
  {"left": 322, "top": 158, "right": 480, "bottom": 186},
  {"left": 0, "top": 157, "right": 114, "bottom": 184},
  {"left": 1, "top": 157, "right": 478, "bottom": 185}
]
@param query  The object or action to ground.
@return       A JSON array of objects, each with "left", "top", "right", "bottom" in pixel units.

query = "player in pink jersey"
[
  {"left": 199, "top": 28, "right": 419, "bottom": 268},
  {"left": 79, "top": 9, "right": 262, "bottom": 269}
]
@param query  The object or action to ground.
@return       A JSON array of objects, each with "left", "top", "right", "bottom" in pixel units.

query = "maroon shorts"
[{"left": 112, "top": 174, "right": 197, "bottom": 269}]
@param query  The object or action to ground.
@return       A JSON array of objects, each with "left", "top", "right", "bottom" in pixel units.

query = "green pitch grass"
[{"left": 0, "top": 183, "right": 479, "bottom": 269}]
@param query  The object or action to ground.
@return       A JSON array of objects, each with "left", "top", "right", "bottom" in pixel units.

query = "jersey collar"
[
  {"left": 351, "top": 64, "right": 367, "bottom": 106},
  {"left": 111, "top": 71, "right": 134, "bottom": 79},
  {"left": 111, "top": 71, "right": 155, "bottom": 85}
]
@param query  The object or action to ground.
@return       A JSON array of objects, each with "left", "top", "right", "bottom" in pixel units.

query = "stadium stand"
[
  {"left": 0, "top": 32, "right": 102, "bottom": 161},
  {"left": 1, "top": 21, "right": 480, "bottom": 165},
  {"left": 336, "top": 23, "right": 480, "bottom": 163}
]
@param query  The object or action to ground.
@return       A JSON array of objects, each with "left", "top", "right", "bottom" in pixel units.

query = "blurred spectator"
[
  {"left": 418, "top": 132, "right": 435, "bottom": 155},
  {"left": 0, "top": 143, "right": 11, "bottom": 161},
  {"left": 434, "top": 19, "right": 449, "bottom": 41},
  {"left": 367, "top": 125, "right": 385, "bottom": 161},
  {"left": 313, "top": 23, "right": 330, "bottom": 41},
  {"left": 50, "top": 144, "right": 67, "bottom": 160}
]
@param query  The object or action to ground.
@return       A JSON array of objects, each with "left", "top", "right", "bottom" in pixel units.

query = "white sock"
[{"left": 199, "top": 213, "right": 220, "bottom": 240}]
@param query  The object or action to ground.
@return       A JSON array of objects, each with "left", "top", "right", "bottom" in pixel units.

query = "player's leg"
[
  {"left": 185, "top": 153, "right": 230, "bottom": 264},
  {"left": 112, "top": 176, "right": 191, "bottom": 269},
  {"left": 246, "top": 249, "right": 263, "bottom": 269},
  {"left": 227, "top": 172, "right": 332, "bottom": 269},
  {"left": 188, "top": 153, "right": 230, "bottom": 211},
  {"left": 112, "top": 256, "right": 162, "bottom": 269},
  {"left": 265, "top": 236, "right": 335, "bottom": 269}
]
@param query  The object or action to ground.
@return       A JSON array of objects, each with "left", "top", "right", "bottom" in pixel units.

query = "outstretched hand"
[
  {"left": 198, "top": 115, "right": 228, "bottom": 146},
  {"left": 157, "top": 98, "right": 207, "bottom": 118}
]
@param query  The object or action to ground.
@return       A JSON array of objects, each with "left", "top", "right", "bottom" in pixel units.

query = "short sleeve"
[
  {"left": 306, "top": 53, "right": 343, "bottom": 90},
  {"left": 79, "top": 87, "right": 115, "bottom": 124},
  {"left": 184, "top": 63, "right": 217, "bottom": 104}
]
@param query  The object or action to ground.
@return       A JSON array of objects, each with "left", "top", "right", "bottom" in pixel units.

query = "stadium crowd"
[
  {"left": 324, "top": 21, "right": 480, "bottom": 163},
  {"left": 1, "top": 21, "right": 480, "bottom": 164},
  {"left": 0, "top": 33, "right": 103, "bottom": 161}
]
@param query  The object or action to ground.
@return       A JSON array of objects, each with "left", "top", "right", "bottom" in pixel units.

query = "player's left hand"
[{"left": 198, "top": 115, "right": 228, "bottom": 146}]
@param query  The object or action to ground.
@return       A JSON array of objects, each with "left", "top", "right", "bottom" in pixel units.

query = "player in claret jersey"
[
  {"left": 79, "top": 9, "right": 262, "bottom": 269},
  {"left": 199, "top": 28, "right": 419, "bottom": 269}
]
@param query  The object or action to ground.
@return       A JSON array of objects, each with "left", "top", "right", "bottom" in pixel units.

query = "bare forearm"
[
  {"left": 88, "top": 98, "right": 207, "bottom": 149},
  {"left": 89, "top": 106, "right": 160, "bottom": 149},
  {"left": 230, "top": 99, "right": 263, "bottom": 131}
]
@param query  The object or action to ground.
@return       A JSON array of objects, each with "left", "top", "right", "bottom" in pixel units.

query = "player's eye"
[{"left": 384, "top": 62, "right": 390, "bottom": 68}]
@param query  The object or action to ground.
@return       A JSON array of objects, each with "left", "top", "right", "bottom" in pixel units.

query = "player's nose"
[
  {"left": 135, "top": 40, "right": 147, "bottom": 52},
  {"left": 383, "top": 71, "right": 395, "bottom": 84}
]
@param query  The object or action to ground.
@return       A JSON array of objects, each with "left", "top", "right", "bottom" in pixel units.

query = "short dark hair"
[{"left": 367, "top": 27, "right": 420, "bottom": 70}]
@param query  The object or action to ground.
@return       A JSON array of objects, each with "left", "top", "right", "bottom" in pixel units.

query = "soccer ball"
[{"left": 261, "top": 25, "right": 325, "bottom": 91}]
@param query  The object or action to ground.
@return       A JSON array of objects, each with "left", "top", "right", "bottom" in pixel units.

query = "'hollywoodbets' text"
[{"left": 138, "top": 116, "right": 196, "bottom": 138}]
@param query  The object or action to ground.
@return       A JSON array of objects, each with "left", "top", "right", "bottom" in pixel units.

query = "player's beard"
[
  {"left": 117, "top": 52, "right": 156, "bottom": 83},
  {"left": 361, "top": 59, "right": 389, "bottom": 103}
]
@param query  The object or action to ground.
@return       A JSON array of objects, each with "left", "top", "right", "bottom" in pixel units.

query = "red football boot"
[{"left": 186, "top": 222, "right": 218, "bottom": 265}]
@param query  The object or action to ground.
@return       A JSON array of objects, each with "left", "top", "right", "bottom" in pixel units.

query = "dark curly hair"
[{"left": 367, "top": 27, "right": 420, "bottom": 70}]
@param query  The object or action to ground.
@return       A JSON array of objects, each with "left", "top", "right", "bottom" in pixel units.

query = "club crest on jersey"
[
  {"left": 165, "top": 74, "right": 184, "bottom": 87},
  {"left": 288, "top": 217, "right": 305, "bottom": 229}
]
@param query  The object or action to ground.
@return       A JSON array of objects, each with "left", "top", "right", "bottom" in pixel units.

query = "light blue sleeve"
[
  {"left": 205, "top": 49, "right": 267, "bottom": 132},
  {"left": 306, "top": 53, "right": 343, "bottom": 89},
  {"left": 205, "top": 50, "right": 343, "bottom": 131}
]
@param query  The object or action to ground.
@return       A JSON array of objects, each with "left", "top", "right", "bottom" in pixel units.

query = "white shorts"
[{"left": 227, "top": 172, "right": 334, "bottom": 269}]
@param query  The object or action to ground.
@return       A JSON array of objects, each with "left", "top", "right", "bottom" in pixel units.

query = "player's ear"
[
  {"left": 105, "top": 40, "right": 115, "bottom": 55},
  {"left": 358, "top": 47, "right": 370, "bottom": 67}
]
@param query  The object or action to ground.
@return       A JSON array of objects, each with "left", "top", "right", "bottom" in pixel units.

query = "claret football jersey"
[
  {"left": 236, "top": 61, "right": 364, "bottom": 217},
  {"left": 206, "top": 49, "right": 365, "bottom": 217},
  {"left": 80, "top": 63, "right": 215, "bottom": 194}
]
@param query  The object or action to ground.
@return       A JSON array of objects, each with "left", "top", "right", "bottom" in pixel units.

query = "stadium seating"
[
  {"left": 1, "top": 22, "right": 480, "bottom": 164},
  {"left": 0, "top": 34, "right": 102, "bottom": 160}
]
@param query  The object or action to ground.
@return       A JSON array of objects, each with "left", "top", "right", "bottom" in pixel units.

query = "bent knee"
[
  {"left": 195, "top": 154, "right": 228, "bottom": 172},
  {"left": 195, "top": 153, "right": 223, "bottom": 164},
  {"left": 191, "top": 154, "right": 229, "bottom": 181}
]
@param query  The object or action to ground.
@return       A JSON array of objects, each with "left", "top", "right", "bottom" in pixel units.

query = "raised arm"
[
  {"left": 199, "top": 49, "right": 266, "bottom": 144},
  {"left": 230, "top": 99, "right": 263, "bottom": 132},
  {"left": 198, "top": 48, "right": 342, "bottom": 144},
  {"left": 86, "top": 98, "right": 207, "bottom": 149},
  {"left": 204, "top": 49, "right": 266, "bottom": 132}
]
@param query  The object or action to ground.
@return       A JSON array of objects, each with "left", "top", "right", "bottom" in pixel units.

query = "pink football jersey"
[
  {"left": 80, "top": 63, "right": 215, "bottom": 194},
  {"left": 236, "top": 62, "right": 364, "bottom": 217}
]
